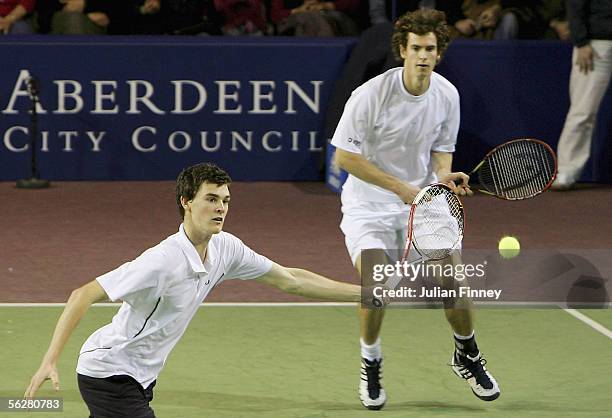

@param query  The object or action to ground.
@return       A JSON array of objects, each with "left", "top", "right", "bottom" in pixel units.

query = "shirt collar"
[{"left": 176, "top": 223, "right": 216, "bottom": 274}]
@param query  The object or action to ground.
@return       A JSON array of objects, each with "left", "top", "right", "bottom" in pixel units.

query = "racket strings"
[
  {"left": 412, "top": 187, "right": 464, "bottom": 260},
  {"left": 478, "top": 140, "right": 556, "bottom": 199}
]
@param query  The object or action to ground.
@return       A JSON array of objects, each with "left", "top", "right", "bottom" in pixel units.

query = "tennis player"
[
  {"left": 332, "top": 9, "right": 500, "bottom": 410},
  {"left": 25, "top": 162, "right": 364, "bottom": 417}
]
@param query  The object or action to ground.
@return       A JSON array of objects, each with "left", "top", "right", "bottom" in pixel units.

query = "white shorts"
[
  {"left": 339, "top": 194, "right": 461, "bottom": 266},
  {"left": 340, "top": 195, "right": 411, "bottom": 266}
]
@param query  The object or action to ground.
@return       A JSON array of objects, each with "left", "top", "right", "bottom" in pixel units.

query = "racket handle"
[
  {"left": 385, "top": 273, "right": 402, "bottom": 290},
  {"left": 457, "top": 171, "right": 475, "bottom": 185}
]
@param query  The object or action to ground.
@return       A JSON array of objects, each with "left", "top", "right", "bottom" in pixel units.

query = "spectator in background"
[
  {"left": 271, "top": 0, "right": 364, "bottom": 36},
  {"left": 456, "top": 0, "right": 573, "bottom": 40},
  {"left": 128, "top": 0, "right": 164, "bottom": 34},
  {"left": 124, "top": 0, "right": 222, "bottom": 35},
  {"left": 132, "top": 0, "right": 268, "bottom": 36},
  {"left": 471, "top": 0, "right": 573, "bottom": 41},
  {"left": 456, "top": 0, "right": 519, "bottom": 40},
  {"left": 0, "top": 0, "right": 35, "bottom": 34},
  {"left": 369, "top": 0, "right": 462, "bottom": 30},
  {"left": 540, "top": 0, "right": 569, "bottom": 40},
  {"left": 552, "top": 0, "right": 612, "bottom": 190},
  {"left": 214, "top": 0, "right": 268, "bottom": 35},
  {"left": 36, "top": 0, "right": 116, "bottom": 34}
]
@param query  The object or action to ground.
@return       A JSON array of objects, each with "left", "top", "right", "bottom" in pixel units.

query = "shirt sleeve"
[
  {"left": 330, "top": 85, "right": 377, "bottom": 155},
  {"left": 223, "top": 234, "right": 273, "bottom": 280},
  {"left": 431, "top": 86, "right": 460, "bottom": 153},
  {"left": 96, "top": 247, "right": 170, "bottom": 303},
  {"left": 568, "top": 0, "right": 589, "bottom": 47}
]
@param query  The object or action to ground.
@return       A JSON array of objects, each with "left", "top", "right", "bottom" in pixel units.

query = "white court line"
[
  {"left": 563, "top": 308, "right": 612, "bottom": 340},
  {"left": 0, "top": 302, "right": 600, "bottom": 308},
  {"left": 0, "top": 302, "right": 355, "bottom": 308},
  {"left": 2, "top": 304, "right": 610, "bottom": 339}
]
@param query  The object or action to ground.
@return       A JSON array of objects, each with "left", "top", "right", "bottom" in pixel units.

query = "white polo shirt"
[
  {"left": 331, "top": 67, "right": 460, "bottom": 204},
  {"left": 76, "top": 224, "right": 272, "bottom": 388}
]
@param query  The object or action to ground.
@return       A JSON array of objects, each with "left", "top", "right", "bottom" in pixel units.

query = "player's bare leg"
[
  {"left": 355, "top": 250, "right": 387, "bottom": 410},
  {"left": 359, "top": 307, "right": 385, "bottom": 344}
]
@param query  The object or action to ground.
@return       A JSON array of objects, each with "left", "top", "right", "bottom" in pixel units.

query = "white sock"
[
  {"left": 360, "top": 338, "right": 382, "bottom": 361},
  {"left": 453, "top": 330, "right": 475, "bottom": 340},
  {"left": 453, "top": 330, "right": 478, "bottom": 358}
]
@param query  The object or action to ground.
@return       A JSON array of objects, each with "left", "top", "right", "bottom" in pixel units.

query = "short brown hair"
[
  {"left": 175, "top": 163, "right": 232, "bottom": 218},
  {"left": 391, "top": 9, "right": 451, "bottom": 62}
]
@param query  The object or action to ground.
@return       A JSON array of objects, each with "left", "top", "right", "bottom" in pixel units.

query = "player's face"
[
  {"left": 183, "top": 182, "right": 230, "bottom": 235},
  {"left": 400, "top": 32, "right": 440, "bottom": 78}
]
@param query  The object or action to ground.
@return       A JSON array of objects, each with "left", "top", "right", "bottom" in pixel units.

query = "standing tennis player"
[
  {"left": 25, "top": 162, "right": 364, "bottom": 417},
  {"left": 332, "top": 9, "right": 500, "bottom": 410}
]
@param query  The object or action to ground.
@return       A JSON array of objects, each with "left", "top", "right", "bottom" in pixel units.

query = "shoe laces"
[
  {"left": 454, "top": 353, "right": 494, "bottom": 389},
  {"left": 362, "top": 358, "right": 383, "bottom": 395}
]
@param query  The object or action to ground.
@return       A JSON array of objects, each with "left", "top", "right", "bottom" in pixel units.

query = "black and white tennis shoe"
[
  {"left": 450, "top": 350, "right": 500, "bottom": 401},
  {"left": 359, "top": 357, "right": 386, "bottom": 410}
]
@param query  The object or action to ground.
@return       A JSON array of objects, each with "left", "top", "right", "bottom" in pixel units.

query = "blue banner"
[
  {"left": 2, "top": 38, "right": 611, "bottom": 183},
  {"left": 0, "top": 36, "right": 355, "bottom": 181}
]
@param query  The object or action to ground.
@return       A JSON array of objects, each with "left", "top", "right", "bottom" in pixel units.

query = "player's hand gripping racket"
[
  {"left": 464, "top": 138, "right": 557, "bottom": 200},
  {"left": 383, "top": 184, "right": 465, "bottom": 293}
]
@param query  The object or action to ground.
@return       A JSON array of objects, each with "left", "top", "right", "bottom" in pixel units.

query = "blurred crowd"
[{"left": 0, "top": 0, "right": 569, "bottom": 39}]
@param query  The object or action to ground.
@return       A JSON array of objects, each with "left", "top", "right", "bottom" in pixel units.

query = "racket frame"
[
  {"left": 401, "top": 183, "right": 465, "bottom": 264},
  {"left": 469, "top": 138, "right": 558, "bottom": 200}
]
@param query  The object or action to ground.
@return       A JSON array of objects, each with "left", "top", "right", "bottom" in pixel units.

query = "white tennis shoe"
[
  {"left": 359, "top": 358, "right": 386, "bottom": 410},
  {"left": 450, "top": 351, "right": 500, "bottom": 401}
]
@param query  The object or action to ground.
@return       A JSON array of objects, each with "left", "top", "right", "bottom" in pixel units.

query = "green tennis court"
[{"left": 2, "top": 306, "right": 610, "bottom": 417}]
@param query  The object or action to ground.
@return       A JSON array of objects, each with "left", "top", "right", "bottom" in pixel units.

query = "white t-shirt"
[
  {"left": 76, "top": 224, "right": 272, "bottom": 388},
  {"left": 331, "top": 67, "right": 460, "bottom": 204}
]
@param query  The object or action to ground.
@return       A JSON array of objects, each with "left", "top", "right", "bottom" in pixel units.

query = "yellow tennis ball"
[{"left": 498, "top": 236, "right": 520, "bottom": 259}]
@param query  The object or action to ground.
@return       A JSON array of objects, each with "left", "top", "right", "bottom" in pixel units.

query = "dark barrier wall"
[{"left": 1, "top": 37, "right": 611, "bottom": 182}]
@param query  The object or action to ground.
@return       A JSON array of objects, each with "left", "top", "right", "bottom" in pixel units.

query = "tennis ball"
[{"left": 498, "top": 236, "right": 520, "bottom": 259}]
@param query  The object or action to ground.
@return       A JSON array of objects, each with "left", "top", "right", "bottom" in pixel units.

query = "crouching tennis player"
[{"left": 25, "top": 163, "right": 364, "bottom": 417}]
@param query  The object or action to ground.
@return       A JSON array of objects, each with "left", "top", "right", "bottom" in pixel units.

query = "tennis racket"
[
  {"left": 382, "top": 184, "right": 465, "bottom": 293},
  {"left": 464, "top": 138, "right": 557, "bottom": 200},
  {"left": 402, "top": 183, "right": 465, "bottom": 263}
]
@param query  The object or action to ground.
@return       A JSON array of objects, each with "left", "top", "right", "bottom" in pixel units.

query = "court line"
[
  {"left": 563, "top": 308, "right": 612, "bottom": 339},
  {"left": 0, "top": 302, "right": 355, "bottom": 308},
  {"left": 1, "top": 303, "right": 610, "bottom": 340}
]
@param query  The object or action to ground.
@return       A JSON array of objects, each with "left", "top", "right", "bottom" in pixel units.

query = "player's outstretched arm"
[
  {"left": 257, "top": 263, "right": 361, "bottom": 302},
  {"left": 24, "top": 280, "right": 108, "bottom": 398}
]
